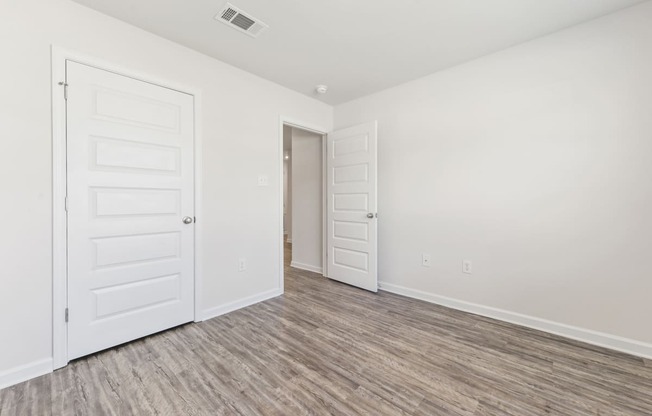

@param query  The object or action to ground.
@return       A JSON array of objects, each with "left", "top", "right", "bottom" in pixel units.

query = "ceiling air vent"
[{"left": 216, "top": 3, "right": 268, "bottom": 38}]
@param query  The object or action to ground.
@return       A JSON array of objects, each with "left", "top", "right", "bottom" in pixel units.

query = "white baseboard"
[
  {"left": 379, "top": 282, "right": 652, "bottom": 360},
  {"left": 290, "top": 261, "right": 323, "bottom": 274},
  {"left": 201, "top": 288, "right": 283, "bottom": 321},
  {"left": 0, "top": 358, "right": 53, "bottom": 390}
]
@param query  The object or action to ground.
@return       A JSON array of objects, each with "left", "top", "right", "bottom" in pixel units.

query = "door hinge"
[
  {"left": 58, "top": 81, "right": 68, "bottom": 100},
  {"left": 65, "top": 308, "right": 69, "bottom": 323},
  {"left": 194, "top": 216, "right": 196, "bottom": 223},
  {"left": 64, "top": 196, "right": 68, "bottom": 212}
]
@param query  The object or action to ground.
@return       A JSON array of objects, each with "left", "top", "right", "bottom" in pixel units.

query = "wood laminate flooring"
[{"left": 1, "top": 242, "right": 651, "bottom": 415}]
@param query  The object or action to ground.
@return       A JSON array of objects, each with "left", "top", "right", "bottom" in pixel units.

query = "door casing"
[{"left": 51, "top": 46, "right": 204, "bottom": 369}]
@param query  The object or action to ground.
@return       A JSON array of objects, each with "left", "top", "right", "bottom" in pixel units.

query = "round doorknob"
[
  {"left": 367, "top": 213, "right": 374, "bottom": 219},
  {"left": 182, "top": 216, "right": 193, "bottom": 224}
]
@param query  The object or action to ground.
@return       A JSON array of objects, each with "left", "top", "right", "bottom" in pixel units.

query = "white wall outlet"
[
  {"left": 257, "top": 174, "right": 269, "bottom": 187},
  {"left": 422, "top": 254, "right": 431, "bottom": 267},
  {"left": 238, "top": 258, "right": 247, "bottom": 272},
  {"left": 463, "top": 260, "right": 472, "bottom": 274}
]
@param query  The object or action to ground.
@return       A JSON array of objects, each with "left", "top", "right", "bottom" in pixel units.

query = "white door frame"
[
  {"left": 278, "top": 117, "right": 329, "bottom": 293},
  {"left": 51, "top": 46, "right": 204, "bottom": 369}
]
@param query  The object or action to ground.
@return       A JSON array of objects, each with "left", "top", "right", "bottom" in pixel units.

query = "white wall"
[
  {"left": 335, "top": 2, "right": 652, "bottom": 354},
  {"left": 0, "top": 0, "right": 332, "bottom": 388},
  {"left": 291, "top": 128, "right": 323, "bottom": 272}
]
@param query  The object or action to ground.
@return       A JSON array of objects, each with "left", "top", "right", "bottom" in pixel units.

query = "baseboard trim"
[
  {"left": 201, "top": 288, "right": 283, "bottom": 321},
  {"left": 0, "top": 358, "right": 53, "bottom": 390},
  {"left": 379, "top": 282, "right": 652, "bottom": 360},
  {"left": 290, "top": 261, "right": 323, "bottom": 274}
]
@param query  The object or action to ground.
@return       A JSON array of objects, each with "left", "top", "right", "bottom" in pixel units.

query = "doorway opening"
[
  {"left": 278, "top": 118, "right": 378, "bottom": 294},
  {"left": 282, "top": 124, "right": 327, "bottom": 280}
]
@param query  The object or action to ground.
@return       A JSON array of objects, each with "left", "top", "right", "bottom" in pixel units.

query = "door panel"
[
  {"left": 92, "top": 188, "right": 180, "bottom": 217},
  {"left": 66, "top": 61, "right": 195, "bottom": 360},
  {"left": 326, "top": 121, "right": 378, "bottom": 292},
  {"left": 92, "top": 137, "right": 181, "bottom": 173}
]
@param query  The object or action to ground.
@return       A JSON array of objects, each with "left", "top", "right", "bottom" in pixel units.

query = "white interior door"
[
  {"left": 326, "top": 121, "right": 378, "bottom": 292},
  {"left": 66, "top": 61, "right": 195, "bottom": 360}
]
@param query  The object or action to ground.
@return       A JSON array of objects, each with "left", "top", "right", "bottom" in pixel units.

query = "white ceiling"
[{"left": 71, "top": 0, "right": 645, "bottom": 105}]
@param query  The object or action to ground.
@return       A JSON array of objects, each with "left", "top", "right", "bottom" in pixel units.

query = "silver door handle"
[
  {"left": 182, "top": 216, "right": 193, "bottom": 224},
  {"left": 367, "top": 213, "right": 374, "bottom": 219}
]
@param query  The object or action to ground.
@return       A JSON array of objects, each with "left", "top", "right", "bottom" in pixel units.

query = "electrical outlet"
[
  {"left": 238, "top": 258, "right": 247, "bottom": 272},
  {"left": 463, "top": 260, "right": 472, "bottom": 274},
  {"left": 257, "top": 175, "right": 269, "bottom": 187},
  {"left": 422, "top": 254, "right": 431, "bottom": 267}
]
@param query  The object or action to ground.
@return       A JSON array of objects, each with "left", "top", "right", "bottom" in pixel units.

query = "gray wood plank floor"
[{"left": 1, "top": 242, "right": 651, "bottom": 415}]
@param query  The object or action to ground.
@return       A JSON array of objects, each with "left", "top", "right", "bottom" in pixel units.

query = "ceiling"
[{"left": 71, "top": 0, "right": 645, "bottom": 105}]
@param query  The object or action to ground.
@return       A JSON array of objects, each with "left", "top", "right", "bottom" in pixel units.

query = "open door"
[{"left": 326, "top": 121, "right": 378, "bottom": 292}]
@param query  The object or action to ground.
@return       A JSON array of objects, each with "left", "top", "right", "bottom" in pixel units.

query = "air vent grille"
[
  {"left": 216, "top": 3, "right": 268, "bottom": 38},
  {"left": 231, "top": 14, "right": 255, "bottom": 30},
  {"left": 221, "top": 8, "right": 237, "bottom": 21}
]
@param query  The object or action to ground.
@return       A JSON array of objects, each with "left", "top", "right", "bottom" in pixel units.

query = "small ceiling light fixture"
[{"left": 315, "top": 84, "right": 328, "bottom": 94}]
